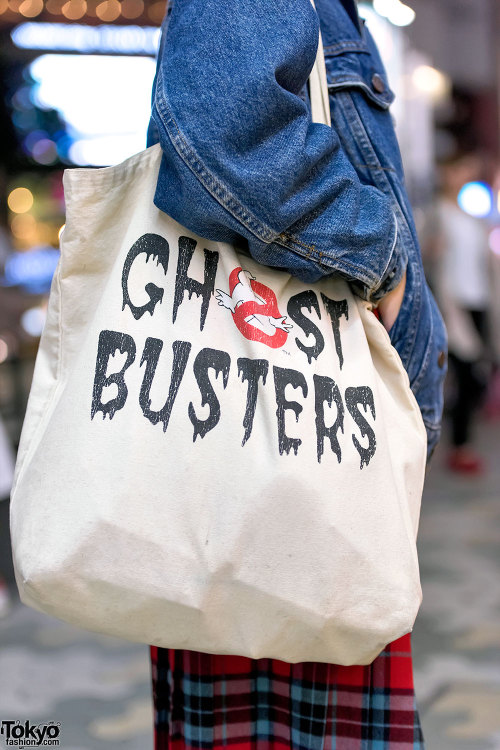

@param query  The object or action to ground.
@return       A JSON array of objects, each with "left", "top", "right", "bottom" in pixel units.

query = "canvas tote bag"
[{"left": 10, "top": 15, "right": 427, "bottom": 666}]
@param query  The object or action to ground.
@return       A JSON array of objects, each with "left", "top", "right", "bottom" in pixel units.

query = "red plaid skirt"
[{"left": 150, "top": 634, "right": 424, "bottom": 749}]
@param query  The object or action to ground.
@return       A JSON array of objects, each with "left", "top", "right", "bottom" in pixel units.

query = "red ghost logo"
[{"left": 215, "top": 267, "right": 292, "bottom": 348}]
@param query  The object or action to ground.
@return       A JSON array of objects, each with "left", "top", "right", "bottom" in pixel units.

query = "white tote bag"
[{"left": 10, "top": 22, "right": 427, "bottom": 666}]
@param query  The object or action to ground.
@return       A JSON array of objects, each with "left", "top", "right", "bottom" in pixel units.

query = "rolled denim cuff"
[
  {"left": 349, "top": 215, "right": 407, "bottom": 303},
  {"left": 370, "top": 216, "right": 407, "bottom": 300}
]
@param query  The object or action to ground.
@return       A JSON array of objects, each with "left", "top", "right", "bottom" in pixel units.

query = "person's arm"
[
  {"left": 150, "top": 0, "right": 406, "bottom": 301},
  {"left": 377, "top": 272, "right": 406, "bottom": 331}
]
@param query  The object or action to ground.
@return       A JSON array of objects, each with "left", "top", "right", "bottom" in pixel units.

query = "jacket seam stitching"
[
  {"left": 274, "top": 234, "right": 378, "bottom": 285},
  {"left": 337, "top": 91, "right": 393, "bottom": 187},
  {"left": 154, "top": 90, "right": 279, "bottom": 245},
  {"left": 352, "top": 162, "right": 396, "bottom": 173},
  {"left": 324, "top": 41, "right": 369, "bottom": 55}
]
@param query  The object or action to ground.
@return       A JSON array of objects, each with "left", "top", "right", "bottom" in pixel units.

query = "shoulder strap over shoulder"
[{"left": 308, "top": 0, "right": 331, "bottom": 127}]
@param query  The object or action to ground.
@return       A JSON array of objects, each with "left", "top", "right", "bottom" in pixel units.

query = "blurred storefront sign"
[
  {"left": 11, "top": 21, "right": 160, "bottom": 54},
  {"left": 2, "top": 246, "right": 59, "bottom": 294},
  {"left": 29, "top": 52, "right": 156, "bottom": 165}
]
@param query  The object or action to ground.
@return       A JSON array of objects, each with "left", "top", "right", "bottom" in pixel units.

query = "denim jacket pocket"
[
  {"left": 323, "top": 41, "right": 401, "bottom": 186},
  {"left": 324, "top": 46, "right": 395, "bottom": 111}
]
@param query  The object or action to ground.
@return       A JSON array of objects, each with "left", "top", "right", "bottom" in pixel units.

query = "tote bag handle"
[{"left": 308, "top": 0, "right": 331, "bottom": 127}]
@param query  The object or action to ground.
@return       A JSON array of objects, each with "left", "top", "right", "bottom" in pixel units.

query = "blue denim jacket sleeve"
[{"left": 147, "top": 0, "right": 406, "bottom": 300}]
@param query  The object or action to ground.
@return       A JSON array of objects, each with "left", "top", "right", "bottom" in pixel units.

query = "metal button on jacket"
[{"left": 371, "top": 73, "right": 385, "bottom": 93}]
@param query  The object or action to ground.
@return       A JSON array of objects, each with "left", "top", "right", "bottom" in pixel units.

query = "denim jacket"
[{"left": 147, "top": 0, "right": 447, "bottom": 459}]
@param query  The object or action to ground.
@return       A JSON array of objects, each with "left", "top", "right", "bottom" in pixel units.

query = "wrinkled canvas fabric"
[
  {"left": 10, "top": 140, "right": 426, "bottom": 666},
  {"left": 11, "top": 26, "right": 427, "bottom": 665}
]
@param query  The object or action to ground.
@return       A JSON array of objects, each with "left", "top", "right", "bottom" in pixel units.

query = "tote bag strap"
[{"left": 308, "top": 0, "right": 331, "bottom": 127}]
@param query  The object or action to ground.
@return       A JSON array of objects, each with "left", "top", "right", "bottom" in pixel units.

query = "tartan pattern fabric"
[{"left": 150, "top": 634, "right": 425, "bottom": 749}]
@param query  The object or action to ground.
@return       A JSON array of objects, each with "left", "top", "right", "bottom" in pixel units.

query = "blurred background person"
[{"left": 433, "top": 153, "right": 493, "bottom": 474}]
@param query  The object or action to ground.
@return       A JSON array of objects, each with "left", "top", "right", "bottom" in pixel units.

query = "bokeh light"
[
  {"left": 412, "top": 65, "right": 450, "bottom": 102},
  {"left": 61, "top": 0, "right": 87, "bottom": 19},
  {"left": 373, "top": 0, "right": 415, "bottom": 26},
  {"left": 457, "top": 182, "right": 493, "bottom": 218},
  {"left": 0, "top": 338, "right": 9, "bottom": 365},
  {"left": 45, "top": 0, "right": 64, "bottom": 13},
  {"left": 12, "top": 86, "right": 32, "bottom": 111},
  {"left": 7, "top": 187, "right": 34, "bottom": 213},
  {"left": 10, "top": 213, "right": 36, "bottom": 241},
  {"left": 12, "top": 109, "right": 37, "bottom": 131},
  {"left": 121, "top": 0, "right": 144, "bottom": 19},
  {"left": 19, "top": 0, "right": 43, "bottom": 16},
  {"left": 23, "top": 129, "right": 49, "bottom": 152},
  {"left": 488, "top": 227, "right": 500, "bottom": 256},
  {"left": 31, "top": 138, "right": 58, "bottom": 164},
  {"left": 148, "top": 1, "right": 165, "bottom": 23},
  {"left": 21, "top": 307, "right": 47, "bottom": 337},
  {"left": 95, "top": 0, "right": 121, "bottom": 21}
]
